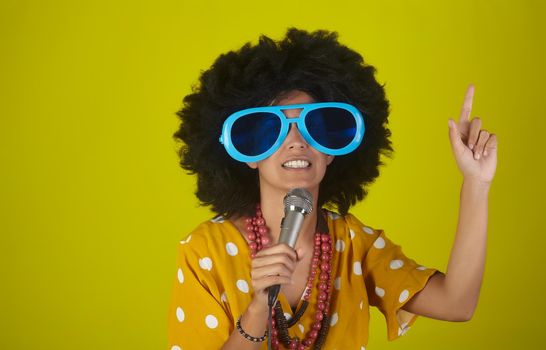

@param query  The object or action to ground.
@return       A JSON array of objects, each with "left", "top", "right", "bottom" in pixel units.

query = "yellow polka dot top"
[{"left": 168, "top": 210, "right": 439, "bottom": 349}]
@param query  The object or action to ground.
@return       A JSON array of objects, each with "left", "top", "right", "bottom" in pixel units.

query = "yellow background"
[{"left": 1, "top": 0, "right": 544, "bottom": 349}]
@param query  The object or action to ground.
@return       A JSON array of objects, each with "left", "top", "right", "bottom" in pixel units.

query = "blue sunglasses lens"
[
  {"left": 305, "top": 107, "right": 357, "bottom": 149},
  {"left": 231, "top": 112, "right": 281, "bottom": 157}
]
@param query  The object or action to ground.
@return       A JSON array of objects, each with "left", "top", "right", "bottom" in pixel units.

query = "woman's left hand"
[{"left": 448, "top": 84, "right": 498, "bottom": 184}]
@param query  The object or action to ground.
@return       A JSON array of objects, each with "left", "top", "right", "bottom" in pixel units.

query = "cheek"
[
  {"left": 313, "top": 159, "right": 330, "bottom": 178},
  {"left": 256, "top": 161, "right": 278, "bottom": 178},
  {"left": 316, "top": 154, "right": 333, "bottom": 168}
]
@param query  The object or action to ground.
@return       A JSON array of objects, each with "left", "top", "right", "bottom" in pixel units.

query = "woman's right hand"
[
  {"left": 248, "top": 243, "right": 298, "bottom": 310},
  {"left": 222, "top": 243, "right": 297, "bottom": 348}
]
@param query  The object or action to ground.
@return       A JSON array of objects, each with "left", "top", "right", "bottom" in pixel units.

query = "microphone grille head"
[{"left": 284, "top": 188, "right": 313, "bottom": 214}]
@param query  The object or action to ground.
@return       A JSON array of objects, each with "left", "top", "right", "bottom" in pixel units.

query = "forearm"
[
  {"left": 443, "top": 178, "right": 490, "bottom": 319},
  {"left": 221, "top": 301, "right": 269, "bottom": 350}
]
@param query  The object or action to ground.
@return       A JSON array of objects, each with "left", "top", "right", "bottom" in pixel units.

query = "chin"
[{"left": 281, "top": 181, "right": 319, "bottom": 193}]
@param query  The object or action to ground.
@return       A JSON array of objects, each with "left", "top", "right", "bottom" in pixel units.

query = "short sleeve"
[
  {"left": 347, "top": 215, "right": 440, "bottom": 341},
  {"left": 167, "top": 235, "right": 232, "bottom": 349}
]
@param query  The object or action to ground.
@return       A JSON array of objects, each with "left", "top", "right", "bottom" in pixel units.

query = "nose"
[{"left": 284, "top": 119, "right": 308, "bottom": 151}]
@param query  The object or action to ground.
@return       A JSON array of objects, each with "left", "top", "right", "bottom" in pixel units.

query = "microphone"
[{"left": 268, "top": 188, "right": 313, "bottom": 306}]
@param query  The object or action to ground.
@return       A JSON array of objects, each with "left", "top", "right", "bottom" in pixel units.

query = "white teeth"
[{"left": 282, "top": 160, "right": 310, "bottom": 168}]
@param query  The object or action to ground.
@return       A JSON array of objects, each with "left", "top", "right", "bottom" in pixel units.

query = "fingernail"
[
  {"left": 484, "top": 150, "right": 488, "bottom": 156},
  {"left": 475, "top": 153, "right": 480, "bottom": 160},
  {"left": 469, "top": 144, "right": 474, "bottom": 150}
]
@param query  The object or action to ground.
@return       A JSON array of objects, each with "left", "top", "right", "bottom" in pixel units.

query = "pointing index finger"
[{"left": 459, "top": 84, "right": 475, "bottom": 124}]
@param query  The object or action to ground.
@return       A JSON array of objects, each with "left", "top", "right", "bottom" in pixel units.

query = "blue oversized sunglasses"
[{"left": 219, "top": 102, "right": 365, "bottom": 163}]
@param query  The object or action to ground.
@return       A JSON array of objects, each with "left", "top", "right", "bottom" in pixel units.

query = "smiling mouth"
[{"left": 282, "top": 160, "right": 311, "bottom": 169}]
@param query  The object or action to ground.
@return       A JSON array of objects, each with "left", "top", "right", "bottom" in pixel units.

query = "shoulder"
[
  {"left": 322, "top": 209, "right": 385, "bottom": 255},
  {"left": 178, "top": 214, "right": 242, "bottom": 257},
  {"left": 176, "top": 214, "right": 249, "bottom": 283},
  {"left": 323, "top": 209, "right": 382, "bottom": 238}
]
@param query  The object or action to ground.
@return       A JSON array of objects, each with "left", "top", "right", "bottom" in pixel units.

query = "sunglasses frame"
[{"left": 219, "top": 102, "right": 365, "bottom": 163}]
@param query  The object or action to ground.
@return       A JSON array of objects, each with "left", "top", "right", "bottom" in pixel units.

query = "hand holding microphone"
[{"left": 248, "top": 188, "right": 313, "bottom": 310}]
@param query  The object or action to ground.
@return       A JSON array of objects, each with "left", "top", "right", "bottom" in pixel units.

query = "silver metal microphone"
[
  {"left": 278, "top": 188, "right": 313, "bottom": 247},
  {"left": 268, "top": 188, "right": 313, "bottom": 305}
]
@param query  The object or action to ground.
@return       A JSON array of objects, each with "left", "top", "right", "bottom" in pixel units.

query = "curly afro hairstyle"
[{"left": 173, "top": 27, "right": 393, "bottom": 217}]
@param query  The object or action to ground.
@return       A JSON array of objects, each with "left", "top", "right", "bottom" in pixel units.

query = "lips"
[{"left": 282, "top": 159, "right": 311, "bottom": 168}]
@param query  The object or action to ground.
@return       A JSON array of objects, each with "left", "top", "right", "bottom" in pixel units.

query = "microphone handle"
[
  {"left": 268, "top": 210, "right": 306, "bottom": 306},
  {"left": 279, "top": 211, "right": 306, "bottom": 247}
]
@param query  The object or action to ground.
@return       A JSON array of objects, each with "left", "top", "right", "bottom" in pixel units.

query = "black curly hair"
[{"left": 173, "top": 27, "right": 393, "bottom": 217}]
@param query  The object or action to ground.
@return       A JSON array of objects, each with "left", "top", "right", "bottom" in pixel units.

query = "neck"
[{"left": 258, "top": 185, "right": 319, "bottom": 252}]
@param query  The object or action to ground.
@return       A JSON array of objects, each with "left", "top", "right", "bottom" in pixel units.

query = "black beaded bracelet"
[{"left": 236, "top": 315, "right": 268, "bottom": 342}]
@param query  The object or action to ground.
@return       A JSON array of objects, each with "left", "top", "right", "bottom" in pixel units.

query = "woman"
[{"left": 168, "top": 28, "right": 497, "bottom": 349}]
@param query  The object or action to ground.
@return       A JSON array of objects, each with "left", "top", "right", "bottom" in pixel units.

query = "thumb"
[
  {"left": 295, "top": 247, "right": 305, "bottom": 261},
  {"left": 448, "top": 118, "right": 465, "bottom": 154}
]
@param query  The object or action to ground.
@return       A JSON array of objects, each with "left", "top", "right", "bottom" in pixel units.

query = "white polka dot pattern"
[
  {"left": 375, "top": 286, "right": 385, "bottom": 298},
  {"left": 177, "top": 268, "right": 184, "bottom": 283},
  {"left": 168, "top": 212, "right": 436, "bottom": 346},
  {"left": 199, "top": 257, "right": 213, "bottom": 271},
  {"left": 334, "top": 277, "right": 341, "bottom": 290},
  {"left": 205, "top": 314, "right": 218, "bottom": 328},
  {"left": 330, "top": 312, "right": 338, "bottom": 326},
  {"left": 353, "top": 262, "right": 362, "bottom": 275},
  {"left": 363, "top": 226, "right": 374, "bottom": 234},
  {"left": 176, "top": 307, "right": 185, "bottom": 322},
  {"left": 373, "top": 237, "right": 385, "bottom": 249},
  {"left": 236, "top": 280, "right": 249, "bottom": 293},
  {"left": 389, "top": 259, "right": 404, "bottom": 270},
  {"left": 225, "top": 242, "right": 238, "bottom": 256},
  {"left": 335, "top": 239, "right": 345, "bottom": 252},
  {"left": 399, "top": 289, "right": 410, "bottom": 303}
]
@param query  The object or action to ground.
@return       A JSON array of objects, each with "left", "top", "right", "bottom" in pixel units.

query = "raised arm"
[{"left": 402, "top": 85, "right": 498, "bottom": 321}]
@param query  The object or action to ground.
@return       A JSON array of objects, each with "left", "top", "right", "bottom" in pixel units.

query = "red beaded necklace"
[{"left": 245, "top": 205, "right": 332, "bottom": 349}]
